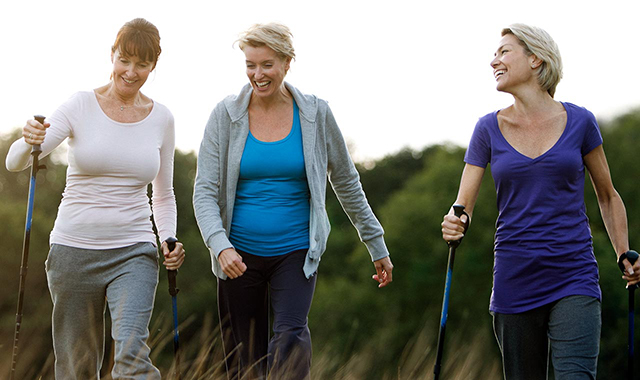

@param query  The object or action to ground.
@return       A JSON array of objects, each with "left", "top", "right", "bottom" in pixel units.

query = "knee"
[{"left": 271, "top": 326, "right": 312, "bottom": 358}]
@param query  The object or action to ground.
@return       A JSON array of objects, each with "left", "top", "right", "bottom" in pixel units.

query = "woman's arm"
[
  {"left": 441, "top": 164, "right": 485, "bottom": 241},
  {"left": 6, "top": 99, "right": 75, "bottom": 172},
  {"left": 584, "top": 145, "right": 639, "bottom": 285},
  {"left": 151, "top": 112, "right": 177, "bottom": 243},
  {"left": 151, "top": 112, "right": 185, "bottom": 270},
  {"left": 323, "top": 105, "right": 392, "bottom": 287},
  {"left": 193, "top": 106, "right": 232, "bottom": 255},
  {"left": 193, "top": 106, "right": 245, "bottom": 278}
]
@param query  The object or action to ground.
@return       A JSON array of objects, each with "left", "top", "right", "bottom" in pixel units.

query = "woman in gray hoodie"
[{"left": 193, "top": 23, "right": 393, "bottom": 379}]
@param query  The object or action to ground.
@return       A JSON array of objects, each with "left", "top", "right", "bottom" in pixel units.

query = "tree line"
[{"left": 0, "top": 106, "right": 639, "bottom": 378}]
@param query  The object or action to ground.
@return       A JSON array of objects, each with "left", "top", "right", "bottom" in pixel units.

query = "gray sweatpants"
[
  {"left": 493, "top": 295, "right": 601, "bottom": 380},
  {"left": 45, "top": 242, "right": 161, "bottom": 380}
]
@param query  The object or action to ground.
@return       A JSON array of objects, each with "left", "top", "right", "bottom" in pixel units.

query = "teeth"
[
  {"left": 494, "top": 70, "right": 505, "bottom": 78},
  {"left": 123, "top": 78, "right": 135, "bottom": 84},
  {"left": 256, "top": 81, "right": 270, "bottom": 87}
]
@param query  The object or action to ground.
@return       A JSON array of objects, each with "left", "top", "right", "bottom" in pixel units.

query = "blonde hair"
[
  {"left": 236, "top": 23, "right": 296, "bottom": 61},
  {"left": 502, "top": 23, "right": 563, "bottom": 98}
]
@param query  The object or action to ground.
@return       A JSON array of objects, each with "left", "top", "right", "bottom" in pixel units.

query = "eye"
[{"left": 501, "top": 49, "right": 509, "bottom": 55}]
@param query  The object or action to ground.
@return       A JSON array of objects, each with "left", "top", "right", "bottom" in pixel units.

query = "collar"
[{"left": 223, "top": 82, "right": 318, "bottom": 123}]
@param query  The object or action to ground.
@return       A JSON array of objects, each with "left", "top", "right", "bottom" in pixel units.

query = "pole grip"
[
  {"left": 449, "top": 204, "right": 470, "bottom": 248},
  {"left": 32, "top": 115, "right": 45, "bottom": 154},
  {"left": 166, "top": 237, "right": 179, "bottom": 296},
  {"left": 619, "top": 250, "right": 639, "bottom": 290}
]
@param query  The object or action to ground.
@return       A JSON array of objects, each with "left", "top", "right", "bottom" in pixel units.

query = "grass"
[{"left": 2, "top": 312, "right": 502, "bottom": 379}]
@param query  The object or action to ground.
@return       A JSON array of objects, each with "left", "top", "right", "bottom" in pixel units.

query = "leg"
[
  {"left": 105, "top": 243, "right": 161, "bottom": 380},
  {"left": 548, "top": 295, "right": 601, "bottom": 380},
  {"left": 268, "top": 250, "right": 316, "bottom": 380},
  {"left": 46, "top": 244, "right": 107, "bottom": 380},
  {"left": 493, "top": 305, "right": 551, "bottom": 380},
  {"left": 217, "top": 251, "right": 270, "bottom": 380}
]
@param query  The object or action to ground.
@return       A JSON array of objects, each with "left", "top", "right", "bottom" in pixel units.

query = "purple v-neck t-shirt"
[{"left": 465, "top": 102, "right": 603, "bottom": 314}]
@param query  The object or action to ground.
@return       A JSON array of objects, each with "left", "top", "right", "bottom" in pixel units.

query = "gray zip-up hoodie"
[{"left": 193, "top": 82, "right": 389, "bottom": 279}]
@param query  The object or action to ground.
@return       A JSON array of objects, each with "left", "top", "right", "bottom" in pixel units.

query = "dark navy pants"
[{"left": 217, "top": 249, "right": 316, "bottom": 380}]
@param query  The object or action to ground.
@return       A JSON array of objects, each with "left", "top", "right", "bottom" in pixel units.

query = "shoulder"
[
  {"left": 52, "top": 91, "right": 95, "bottom": 118},
  {"left": 285, "top": 82, "right": 325, "bottom": 121},
  {"left": 65, "top": 91, "right": 94, "bottom": 106},
  {"left": 478, "top": 110, "right": 498, "bottom": 124},
  {"left": 150, "top": 99, "right": 172, "bottom": 115},
  {"left": 562, "top": 102, "right": 597, "bottom": 123},
  {"left": 474, "top": 110, "right": 499, "bottom": 132},
  {"left": 149, "top": 101, "right": 175, "bottom": 129},
  {"left": 220, "top": 84, "right": 252, "bottom": 121}
]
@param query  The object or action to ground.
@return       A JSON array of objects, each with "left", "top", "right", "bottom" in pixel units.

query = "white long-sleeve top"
[{"left": 6, "top": 91, "right": 177, "bottom": 249}]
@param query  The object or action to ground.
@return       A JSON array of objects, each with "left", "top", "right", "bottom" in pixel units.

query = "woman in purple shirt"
[{"left": 441, "top": 24, "right": 638, "bottom": 379}]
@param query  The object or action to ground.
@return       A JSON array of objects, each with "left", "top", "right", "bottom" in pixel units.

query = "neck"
[
  {"left": 106, "top": 82, "right": 138, "bottom": 106},
  {"left": 510, "top": 85, "right": 557, "bottom": 118},
  {"left": 251, "top": 84, "right": 291, "bottom": 110}
]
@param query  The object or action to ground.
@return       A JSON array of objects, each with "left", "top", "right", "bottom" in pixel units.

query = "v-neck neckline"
[{"left": 494, "top": 102, "right": 570, "bottom": 162}]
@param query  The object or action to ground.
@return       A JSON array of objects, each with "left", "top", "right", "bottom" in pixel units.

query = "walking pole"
[
  {"left": 9, "top": 115, "right": 47, "bottom": 380},
  {"left": 165, "top": 237, "right": 182, "bottom": 380},
  {"left": 434, "top": 204, "right": 469, "bottom": 380},
  {"left": 618, "top": 249, "right": 639, "bottom": 380}
]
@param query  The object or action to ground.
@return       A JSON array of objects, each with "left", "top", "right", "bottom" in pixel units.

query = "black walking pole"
[
  {"left": 618, "top": 249, "right": 639, "bottom": 380},
  {"left": 165, "top": 237, "right": 182, "bottom": 380},
  {"left": 9, "top": 115, "right": 47, "bottom": 380},
  {"left": 434, "top": 204, "right": 469, "bottom": 380}
]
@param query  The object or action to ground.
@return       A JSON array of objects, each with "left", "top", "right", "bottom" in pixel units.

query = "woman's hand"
[
  {"left": 442, "top": 211, "right": 469, "bottom": 242},
  {"left": 219, "top": 248, "right": 247, "bottom": 279},
  {"left": 620, "top": 256, "right": 640, "bottom": 287},
  {"left": 162, "top": 240, "right": 185, "bottom": 270},
  {"left": 23, "top": 118, "right": 49, "bottom": 145},
  {"left": 372, "top": 256, "right": 393, "bottom": 288}
]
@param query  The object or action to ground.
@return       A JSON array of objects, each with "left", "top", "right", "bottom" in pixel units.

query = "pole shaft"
[
  {"left": 166, "top": 238, "right": 181, "bottom": 380},
  {"left": 434, "top": 246, "right": 456, "bottom": 380},
  {"left": 629, "top": 287, "right": 634, "bottom": 380},
  {"left": 10, "top": 147, "right": 41, "bottom": 380}
]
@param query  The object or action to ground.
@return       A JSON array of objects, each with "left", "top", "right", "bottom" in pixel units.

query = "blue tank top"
[{"left": 229, "top": 101, "right": 310, "bottom": 256}]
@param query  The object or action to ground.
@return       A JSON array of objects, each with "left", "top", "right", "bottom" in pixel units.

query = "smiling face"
[
  {"left": 110, "top": 49, "right": 154, "bottom": 98},
  {"left": 490, "top": 34, "right": 540, "bottom": 94},
  {"left": 243, "top": 45, "right": 291, "bottom": 99}
]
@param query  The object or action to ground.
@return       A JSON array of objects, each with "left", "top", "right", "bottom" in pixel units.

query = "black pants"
[{"left": 217, "top": 249, "right": 316, "bottom": 380}]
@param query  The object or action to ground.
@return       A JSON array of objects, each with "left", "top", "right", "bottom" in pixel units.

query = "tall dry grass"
[{"left": 2, "top": 311, "right": 502, "bottom": 379}]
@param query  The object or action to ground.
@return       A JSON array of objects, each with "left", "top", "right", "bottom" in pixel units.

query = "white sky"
[{"left": 2, "top": 0, "right": 639, "bottom": 162}]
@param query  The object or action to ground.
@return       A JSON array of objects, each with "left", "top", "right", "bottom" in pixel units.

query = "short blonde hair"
[
  {"left": 236, "top": 23, "right": 296, "bottom": 61},
  {"left": 502, "top": 23, "right": 563, "bottom": 98}
]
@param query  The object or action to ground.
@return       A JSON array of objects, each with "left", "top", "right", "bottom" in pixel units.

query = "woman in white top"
[{"left": 5, "top": 18, "right": 185, "bottom": 380}]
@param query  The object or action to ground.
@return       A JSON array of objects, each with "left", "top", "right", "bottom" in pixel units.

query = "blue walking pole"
[
  {"left": 618, "top": 249, "right": 639, "bottom": 380},
  {"left": 9, "top": 115, "right": 47, "bottom": 380},
  {"left": 434, "top": 205, "right": 469, "bottom": 380},
  {"left": 165, "top": 237, "right": 182, "bottom": 380}
]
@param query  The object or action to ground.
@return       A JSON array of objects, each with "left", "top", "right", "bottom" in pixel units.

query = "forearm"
[
  {"left": 598, "top": 191, "right": 629, "bottom": 257},
  {"left": 452, "top": 164, "right": 485, "bottom": 220},
  {"left": 5, "top": 139, "right": 33, "bottom": 171}
]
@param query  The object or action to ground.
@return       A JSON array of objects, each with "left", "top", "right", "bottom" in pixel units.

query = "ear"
[
  {"left": 285, "top": 57, "right": 292, "bottom": 72},
  {"left": 530, "top": 55, "right": 543, "bottom": 69}
]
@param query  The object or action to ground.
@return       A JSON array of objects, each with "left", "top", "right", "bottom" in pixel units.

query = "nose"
[
  {"left": 125, "top": 64, "right": 136, "bottom": 78},
  {"left": 490, "top": 55, "right": 500, "bottom": 69},
  {"left": 254, "top": 66, "right": 263, "bottom": 79}
]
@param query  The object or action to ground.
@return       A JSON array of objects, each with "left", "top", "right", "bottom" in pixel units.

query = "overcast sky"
[{"left": 2, "top": 0, "right": 639, "bottom": 162}]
